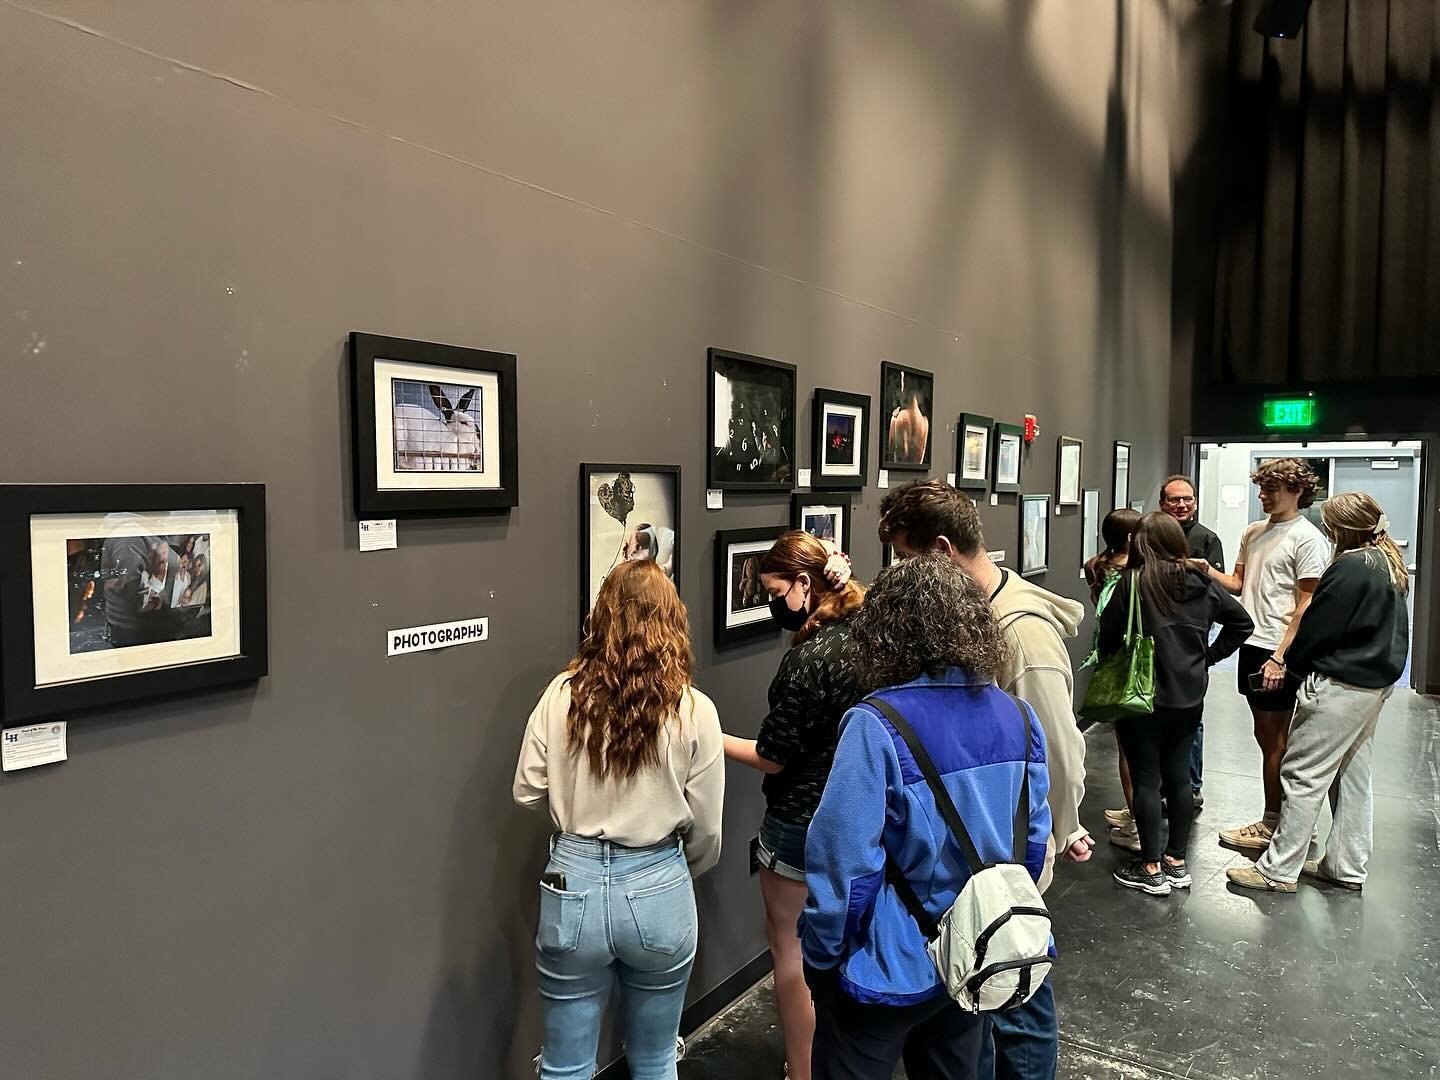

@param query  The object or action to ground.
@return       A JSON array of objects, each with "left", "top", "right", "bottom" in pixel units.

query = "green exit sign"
[{"left": 1263, "top": 396, "right": 1317, "bottom": 430}]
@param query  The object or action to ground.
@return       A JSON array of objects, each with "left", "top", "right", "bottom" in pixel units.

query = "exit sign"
[{"left": 1263, "top": 396, "right": 1317, "bottom": 430}]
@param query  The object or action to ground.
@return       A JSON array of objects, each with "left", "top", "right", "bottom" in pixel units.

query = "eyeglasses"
[{"left": 1161, "top": 494, "right": 1195, "bottom": 505}]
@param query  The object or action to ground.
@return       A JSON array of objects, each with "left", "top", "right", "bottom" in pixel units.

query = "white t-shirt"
[{"left": 1237, "top": 515, "right": 1331, "bottom": 649}]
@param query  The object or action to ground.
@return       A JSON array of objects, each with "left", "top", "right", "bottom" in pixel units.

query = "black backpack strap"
[{"left": 1007, "top": 693, "right": 1032, "bottom": 864}]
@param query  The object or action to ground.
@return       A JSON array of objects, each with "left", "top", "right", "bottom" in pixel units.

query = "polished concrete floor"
[{"left": 674, "top": 683, "right": 1440, "bottom": 1078}]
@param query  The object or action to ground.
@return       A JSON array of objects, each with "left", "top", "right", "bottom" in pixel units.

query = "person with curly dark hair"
[
  {"left": 1202, "top": 457, "right": 1329, "bottom": 856},
  {"left": 800, "top": 555, "right": 1051, "bottom": 1080}
]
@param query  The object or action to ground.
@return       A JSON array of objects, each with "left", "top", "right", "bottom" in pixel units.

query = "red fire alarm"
[{"left": 1023, "top": 415, "right": 1040, "bottom": 444}]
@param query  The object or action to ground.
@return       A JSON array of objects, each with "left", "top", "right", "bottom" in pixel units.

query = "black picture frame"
[
  {"left": 0, "top": 484, "right": 269, "bottom": 722},
  {"left": 714, "top": 526, "right": 786, "bottom": 648},
  {"left": 1113, "top": 441, "right": 1133, "bottom": 511},
  {"left": 791, "top": 492, "right": 851, "bottom": 553},
  {"left": 579, "top": 464, "right": 682, "bottom": 623},
  {"left": 955, "top": 413, "right": 994, "bottom": 492},
  {"left": 811, "top": 388, "right": 871, "bottom": 491},
  {"left": 992, "top": 421, "right": 1024, "bottom": 495},
  {"left": 879, "top": 361, "right": 935, "bottom": 472},
  {"left": 1020, "top": 494, "right": 1051, "bottom": 578},
  {"left": 881, "top": 541, "right": 895, "bottom": 569},
  {"left": 350, "top": 332, "right": 519, "bottom": 517},
  {"left": 707, "top": 348, "right": 797, "bottom": 493},
  {"left": 1056, "top": 435, "right": 1084, "bottom": 508}
]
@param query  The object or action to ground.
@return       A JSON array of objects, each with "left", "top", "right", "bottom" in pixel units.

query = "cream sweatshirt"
[{"left": 512, "top": 672, "right": 726, "bottom": 876}]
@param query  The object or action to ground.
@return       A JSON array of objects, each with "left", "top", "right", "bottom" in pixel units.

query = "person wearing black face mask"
[{"left": 723, "top": 531, "right": 865, "bottom": 1080}]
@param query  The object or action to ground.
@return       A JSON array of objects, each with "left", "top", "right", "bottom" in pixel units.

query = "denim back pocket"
[
  {"left": 625, "top": 875, "right": 696, "bottom": 956},
  {"left": 537, "top": 881, "right": 587, "bottom": 955}
]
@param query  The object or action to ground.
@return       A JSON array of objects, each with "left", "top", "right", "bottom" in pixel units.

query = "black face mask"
[{"left": 769, "top": 583, "right": 810, "bottom": 632}]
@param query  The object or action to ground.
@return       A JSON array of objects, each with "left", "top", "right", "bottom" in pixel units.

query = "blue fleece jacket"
[{"left": 799, "top": 670, "right": 1052, "bottom": 1006}]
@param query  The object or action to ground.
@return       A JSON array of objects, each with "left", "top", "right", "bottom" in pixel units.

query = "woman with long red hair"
[
  {"left": 724, "top": 531, "right": 865, "bottom": 1080},
  {"left": 514, "top": 559, "right": 724, "bottom": 1080}
]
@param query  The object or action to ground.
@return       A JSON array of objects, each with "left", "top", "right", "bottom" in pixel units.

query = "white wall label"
[
  {"left": 706, "top": 489, "right": 724, "bottom": 510},
  {"left": 2, "top": 722, "right": 67, "bottom": 772},
  {"left": 989, "top": 550, "right": 1006, "bottom": 563},
  {"left": 990, "top": 494, "right": 999, "bottom": 507},
  {"left": 388, "top": 618, "right": 489, "bottom": 657},
  {"left": 878, "top": 470, "right": 889, "bottom": 489},
  {"left": 798, "top": 469, "right": 812, "bottom": 489},
  {"left": 358, "top": 519, "right": 397, "bottom": 551},
  {"left": 945, "top": 472, "right": 956, "bottom": 487}
]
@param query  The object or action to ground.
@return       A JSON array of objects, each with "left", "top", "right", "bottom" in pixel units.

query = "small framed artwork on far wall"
[
  {"left": 1081, "top": 488, "right": 1101, "bottom": 576},
  {"left": 1020, "top": 494, "right": 1051, "bottom": 578},
  {"left": 708, "top": 348, "right": 797, "bottom": 492},
  {"left": 792, "top": 493, "right": 850, "bottom": 553},
  {"left": 1056, "top": 436, "right": 1083, "bottom": 507},
  {"left": 579, "top": 464, "right": 681, "bottom": 620},
  {"left": 992, "top": 421, "right": 1024, "bottom": 494},
  {"left": 1113, "top": 441, "right": 1132, "bottom": 511},
  {"left": 955, "top": 413, "right": 993, "bottom": 492},
  {"left": 715, "top": 527, "right": 786, "bottom": 648},
  {"left": 811, "top": 388, "right": 870, "bottom": 491},
  {"left": 879, "top": 361, "right": 934, "bottom": 472}
]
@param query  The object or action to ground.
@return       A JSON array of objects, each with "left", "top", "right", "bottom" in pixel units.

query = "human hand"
[
  {"left": 823, "top": 553, "right": 852, "bottom": 588},
  {"left": 1261, "top": 658, "right": 1286, "bottom": 692},
  {"left": 1062, "top": 834, "right": 1095, "bottom": 862}
]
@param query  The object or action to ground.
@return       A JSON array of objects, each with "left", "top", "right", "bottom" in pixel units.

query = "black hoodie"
[{"left": 1099, "top": 566, "right": 1254, "bottom": 710}]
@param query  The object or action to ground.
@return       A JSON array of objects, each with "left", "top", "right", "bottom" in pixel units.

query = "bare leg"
[
  {"left": 1252, "top": 707, "right": 1292, "bottom": 817},
  {"left": 760, "top": 868, "right": 813, "bottom": 1080},
  {"left": 1118, "top": 741, "right": 1135, "bottom": 816}
]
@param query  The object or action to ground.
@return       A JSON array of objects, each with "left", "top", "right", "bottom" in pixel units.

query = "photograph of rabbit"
[
  {"left": 67, "top": 533, "right": 213, "bottom": 654},
  {"left": 391, "top": 379, "right": 484, "bottom": 473}
]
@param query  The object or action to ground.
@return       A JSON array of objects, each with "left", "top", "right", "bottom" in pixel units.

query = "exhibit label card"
[
  {"left": 988, "top": 550, "right": 1006, "bottom": 563},
  {"left": 946, "top": 473, "right": 956, "bottom": 487},
  {"left": 878, "top": 470, "right": 889, "bottom": 489},
  {"left": 388, "top": 618, "right": 489, "bottom": 657},
  {"left": 797, "top": 469, "right": 812, "bottom": 489},
  {"left": 706, "top": 490, "right": 724, "bottom": 510},
  {"left": 2, "top": 722, "right": 67, "bottom": 772},
  {"left": 359, "top": 519, "right": 398, "bottom": 551}
]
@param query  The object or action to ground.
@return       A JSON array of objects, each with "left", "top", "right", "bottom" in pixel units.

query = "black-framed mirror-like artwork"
[
  {"left": 580, "top": 464, "right": 681, "bottom": 616},
  {"left": 1113, "top": 441, "right": 1132, "bottom": 511},
  {"left": 792, "top": 493, "right": 851, "bottom": 553},
  {"left": 714, "top": 526, "right": 785, "bottom": 647},
  {"left": 992, "top": 422, "right": 1024, "bottom": 495},
  {"left": 0, "top": 484, "right": 269, "bottom": 722},
  {"left": 708, "top": 349, "right": 796, "bottom": 492},
  {"left": 1020, "top": 493, "right": 1051, "bottom": 578},
  {"left": 880, "top": 361, "right": 934, "bottom": 471},
  {"left": 1056, "top": 435, "right": 1083, "bottom": 508},
  {"left": 811, "top": 388, "right": 870, "bottom": 491},
  {"left": 956, "top": 413, "right": 993, "bottom": 492},
  {"left": 350, "top": 332, "right": 520, "bottom": 517}
]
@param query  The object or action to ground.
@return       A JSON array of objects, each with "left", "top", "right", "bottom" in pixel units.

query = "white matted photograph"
[
  {"left": 811, "top": 388, "right": 871, "bottom": 491},
  {"left": 993, "top": 422, "right": 1023, "bottom": 493},
  {"left": 1057, "top": 436, "right": 1083, "bottom": 507},
  {"left": 1020, "top": 494, "right": 1051, "bottom": 578},
  {"left": 714, "top": 527, "right": 785, "bottom": 647},
  {"left": 792, "top": 493, "right": 851, "bottom": 552},
  {"left": 1082, "top": 489, "right": 1101, "bottom": 572},
  {"left": 1113, "top": 441, "right": 1132, "bottom": 510}
]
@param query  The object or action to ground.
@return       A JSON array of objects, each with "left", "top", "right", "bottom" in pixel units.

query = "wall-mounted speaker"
[{"left": 1253, "top": 0, "right": 1313, "bottom": 38}]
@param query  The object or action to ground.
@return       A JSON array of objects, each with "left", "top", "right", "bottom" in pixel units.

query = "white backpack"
[{"left": 866, "top": 694, "right": 1053, "bottom": 1013}]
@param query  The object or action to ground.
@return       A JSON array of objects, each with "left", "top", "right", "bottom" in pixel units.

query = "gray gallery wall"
[{"left": 0, "top": 3, "right": 1179, "bottom": 1076}]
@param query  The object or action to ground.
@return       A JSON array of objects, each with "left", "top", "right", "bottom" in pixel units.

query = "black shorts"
[{"left": 1237, "top": 644, "right": 1299, "bottom": 712}]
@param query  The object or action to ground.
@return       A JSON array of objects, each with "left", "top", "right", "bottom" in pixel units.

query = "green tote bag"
[{"left": 1080, "top": 573, "right": 1156, "bottom": 723}]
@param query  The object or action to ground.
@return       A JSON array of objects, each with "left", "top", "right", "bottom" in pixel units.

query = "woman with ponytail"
[
  {"left": 723, "top": 531, "right": 864, "bottom": 1080},
  {"left": 1228, "top": 492, "right": 1411, "bottom": 895}
]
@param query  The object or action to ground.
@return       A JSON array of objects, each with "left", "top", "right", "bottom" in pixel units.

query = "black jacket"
[
  {"left": 1099, "top": 566, "right": 1254, "bottom": 710},
  {"left": 1182, "top": 519, "right": 1226, "bottom": 572},
  {"left": 1286, "top": 549, "right": 1409, "bottom": 689}
]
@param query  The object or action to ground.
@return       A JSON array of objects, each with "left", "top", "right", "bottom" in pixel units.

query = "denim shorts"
[{"left": 757, "top": 813, "right": 809, "bottom": 881}]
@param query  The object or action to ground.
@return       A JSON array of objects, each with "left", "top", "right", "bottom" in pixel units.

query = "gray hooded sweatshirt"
[{"left": 989, "top": 569, "right": 1088, "bottom": 893}]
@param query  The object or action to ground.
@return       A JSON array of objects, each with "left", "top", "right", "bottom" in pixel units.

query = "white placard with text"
[{"left": 388, "top": 618, "right": 489, "bottom": 657}]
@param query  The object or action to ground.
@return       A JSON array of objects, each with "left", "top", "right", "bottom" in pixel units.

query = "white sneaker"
[
  {"left": 1103, "top": 807, "right": 1132, "bottom": 830},
  {"left": 1108, "top": 823, "right": 1141, "bottom": 852}
]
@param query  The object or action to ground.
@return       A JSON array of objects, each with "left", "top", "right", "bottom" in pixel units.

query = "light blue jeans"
[{"left": 535, "top": 834, "right": 697, "bottom": 1080}]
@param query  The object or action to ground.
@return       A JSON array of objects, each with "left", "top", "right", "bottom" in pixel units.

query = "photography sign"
[{"left": 387, "top": 617, "right": 489, "bottom": 657}]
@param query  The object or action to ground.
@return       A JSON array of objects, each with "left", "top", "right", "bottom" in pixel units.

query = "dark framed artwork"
[
  {"left": 811, "top": 388, "right": 870, "bottom": 491},
  {"left": 350, "top": 332, "right": 519, "bottom": 517},
  {"left": 879, "top": 361, "right": 934, "bottom": 471},
  {"left": 792, "top": 493, "right": 851, "bottom": 553},
  {"left": 1020, "top": 494, "right": 1051, "bottom": 578},
  {"left": 1113, "top": 441, "right": 1132, "bottom": 511},
  {"left": 1056, "top": 436, "right": 1084, "bottom": 508},
  {"left": 580, "top": 464, "right": 680, "bottom": 617},
  {"left": 1081, "top": 488, "right": 1101, "bottom": 574},
  {"left": 714, "top": 526, "right": 785, "bottom": 647},
  {"left": 992, "top": 422, "right": 1024, "bottom": 495},
  {"left": 708, "top": 349, "right": 796, "bottom": 492},
  {"left": 0, "top": 484, "right": 268, "bottom": 722},
  {"left": 956, "top": 413, "right": 994, "bottom": 492},
  {"left": 881, "top": 541, "right": 895, "bottom": 569}
]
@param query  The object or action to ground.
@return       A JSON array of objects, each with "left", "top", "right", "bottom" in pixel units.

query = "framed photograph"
[
  {"left": 1113, "top": 441, "right": 1132, "bottom": 511},
  {"left": 881, "top": 541, "right": 895, "bottom": 569},
  {"left": 350, "top": 332, "right": 519, "bottom": 516},
  {"left": 792, "top": 493, "right": 850, "bottom": 553},
  {"left": 0, "top": 484, "right": 268, "bottom": 722},
  {"left": 1056, "top": 436, "right": 1083, "bottom": 507},
  {"left": 1082, "top": 489, "right": 1101, "bottom": 575},
  {"left": 879, "top": 362, "right": 934, "bottom": 471},
  {"left": 708, "top": 349, "right": 796, "bottom": 492},
  {"left": 811, "top": 388, "right": 870, "bottom": 491},
  {"left": 992, "top": 422, "right": 1024, "bottom": 494},
  {"left": 1020, "top": 494, "right": 1051, "bottom": 578},
  {"left": 715, "top": 527, "right": 786, "bottom": 647},
  {"left": 1130, "top": 500, "right": 1147, "bottom": 514},
  {"left": 956, "top": 414, "right": 994, "bottom": 492},
  {"left": 580, "top": 464, "right": 680, "bottom": 616}
]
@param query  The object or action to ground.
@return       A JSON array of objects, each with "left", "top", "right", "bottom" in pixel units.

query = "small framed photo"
[
  {"left": 792, "top": 493, "right": 850, "bottom": 553},
  {"left": 1130, "top": 500, "right": 1147, "bottom": 515},
  {"left": 880, "top": 362, "right": 934, "bottom": 472},
  {"left": 580, "top": 464, "right": 681, "bottom": 617},
  {"left": 1056, "top": 436, "right": 1084, "bottom": 508},
  {"left": 350, "top": 332, "right": 519, "bottom": 516},
  {"left": 0, "top": 484, "right": 268, "bottom": 722},
  {"left": 1020, "top": 494, "right": 1051, "bottom": 578},
  {"left": 715, "top": 527, "right": 786, "bottom": 648},
  {"left": 1082, "top": 489, "right": 1101, "bottom": 574},
  {"left": 811, "top": 388, "right": 870, "bottom": 491},
  {"left": 992, "top": 422, "right": 1024, "bottom": 494},
  {"left": 956, "top": 413, "right": 994, "bottom": 492},
  {"left": 708, "top": 349, "right": 797, "bottom": 492},
  {"left": 1113, "top": 441, "right": 1132, "bottom": 510}
]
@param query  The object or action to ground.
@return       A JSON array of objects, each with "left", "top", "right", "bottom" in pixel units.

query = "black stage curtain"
[{"left": 1212, "top": 0, "right": 1440, "bottom": 383}]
